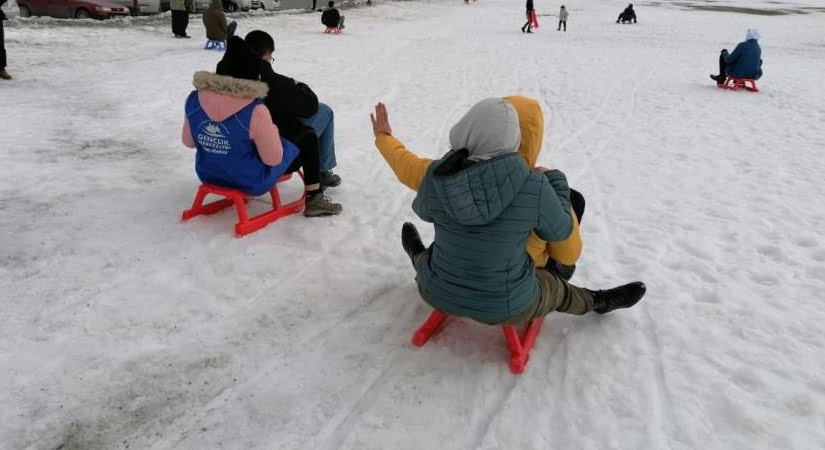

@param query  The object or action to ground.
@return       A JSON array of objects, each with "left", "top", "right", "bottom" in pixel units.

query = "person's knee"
[
  {"left": 569, "top": 189, "right": 585, "bottom": 222},
  {"left": 318, "top": 103, "right": 334, "bottom": 120}
]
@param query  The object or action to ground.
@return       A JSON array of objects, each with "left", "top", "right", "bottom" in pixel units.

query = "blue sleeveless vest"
[{"left": 185, "top": 91, "right": 299, "bottom": 196}]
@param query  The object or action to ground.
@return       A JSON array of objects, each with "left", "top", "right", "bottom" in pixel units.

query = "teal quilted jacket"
[{"left": 412, "top": 149, "right": 574, "bottom": 323}]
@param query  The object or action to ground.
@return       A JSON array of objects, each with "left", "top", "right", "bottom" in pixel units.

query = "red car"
[{"left": 18, "top": 0, "right": 130, "bottom": 19}]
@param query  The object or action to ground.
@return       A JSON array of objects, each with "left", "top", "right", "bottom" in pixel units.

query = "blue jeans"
[{"left": 299, "top": 103, "right": 337, "bottom": 171}]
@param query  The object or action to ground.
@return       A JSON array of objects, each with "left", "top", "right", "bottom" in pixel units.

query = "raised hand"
[{"left": 370, "top": 102, "right": 393, "bottom": 138}]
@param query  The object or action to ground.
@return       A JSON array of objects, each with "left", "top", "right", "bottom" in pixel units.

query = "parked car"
[
  {"left": 251, "top": 0, "right": 276, "bottom": 10},
  {"left": 109, "top": 0, "right": 160, "bottom": 14},
  {"left": 221, "top": 0, "right": 249, "bottom": 12},
  {"left": 18, "top": 0, "right": 130, "bottom": 18},
  {"left": 160, "top": 0, "right": 208, "bottom": 12},
  {"left": 1, "top": 0, "right": 20, "bottom": 18}
]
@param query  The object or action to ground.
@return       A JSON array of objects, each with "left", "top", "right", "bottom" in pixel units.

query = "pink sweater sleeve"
[
  {"left": 250, "top": 105, "right": 283, "bottom": 166},
  {"left": 182, "top": 118, "right": 195, "bottom": 148}
]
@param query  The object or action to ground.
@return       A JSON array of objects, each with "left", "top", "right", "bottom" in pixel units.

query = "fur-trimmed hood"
[{"left": 193, "top": 71, "right": 269, "bottom": 99}]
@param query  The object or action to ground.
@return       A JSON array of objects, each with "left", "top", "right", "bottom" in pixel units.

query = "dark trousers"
[
  {"left": 570, "top": 189, "right": 585, "bottom": 225},
  {"left": 286, "top": 127, "right": 322, "bottom": 186},
  {"left": 171, "top": 10, "right": 189, "bottom": 36},
  {"left": 226, "top": 21, "right": 237, "bottom": 39},
  {"left": 522, "top": 10, "right": 533, "bottom": 32},
  {"left": 0, "top": 18, "right": 6, "bottom": 69},
  {"left": 716, "top": 50, "right": 729, "bottom": 78},
  {"left": 558, "top": 20, "right": 567, "bottom": 31},
  {"left": 618, "top": 13, "right": 635, "bottom": 23}
]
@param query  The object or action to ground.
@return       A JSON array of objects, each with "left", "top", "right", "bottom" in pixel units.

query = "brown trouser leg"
[
  {"left": 500, "top": 270, "right": 594, "bottom": 325},
  {"left": 413, "top": 250, "right": 593, "bottom": 325}
]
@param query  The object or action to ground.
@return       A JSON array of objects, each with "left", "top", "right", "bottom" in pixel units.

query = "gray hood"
[{"left": 449, "top": 98, "right": 521, "bottom": 162}]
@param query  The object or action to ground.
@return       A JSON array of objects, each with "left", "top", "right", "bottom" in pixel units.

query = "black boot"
[
  {"left": 587, "top": 282, "right": 646, "bottom": 314},
  {"left": 544, "top": 261, "right": 576, "bottom": 281},
  {"left": 710, "top": 74, "right": 724, "bottom": 85},
  {"left": 401, "top": 222, "right": 426, "bottom": 266}
]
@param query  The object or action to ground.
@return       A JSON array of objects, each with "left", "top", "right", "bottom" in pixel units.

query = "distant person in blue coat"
[{"left": 710, "top": 29, "right": 763, "bottom": 85}]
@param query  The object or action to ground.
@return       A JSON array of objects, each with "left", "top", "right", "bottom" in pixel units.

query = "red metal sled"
[
  {"left": 411, "top": 309, "right": 545, "bottom": 374},
  {"left": 181, "top": 172, "right": 305, "bottom": 237},
  {"left": 529, "top": 10, "right": 539, "bottom": 28},
  {"left": 324, "top": 26, "right": 342, "bottom": 34},
  {"left": 718, "top": 77, "right": 759, "bottom": 93}
]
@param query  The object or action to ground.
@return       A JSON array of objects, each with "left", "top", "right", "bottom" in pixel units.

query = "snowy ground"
[{"left": 2, "top": 0, "right": 825, "bottom": 449}]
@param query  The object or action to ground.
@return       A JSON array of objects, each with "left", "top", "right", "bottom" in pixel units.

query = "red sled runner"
[
  {"left": 718, "top": 77, "right": 759, "bottom": 93},
  {"left": 181, "top": 172, "right": 306, "bottom": 237},
  {"left": 412, "top": 309, "right": 545, "bottom": 374},
  {"left": 528, "top": 10, "right": 539, "bottom": 28}
]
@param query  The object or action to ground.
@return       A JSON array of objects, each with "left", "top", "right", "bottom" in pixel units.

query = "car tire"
[
  {"left": 222, "top": 1, "right": 237, "bottom": 12},
  {"left": 19, "top": 4, "right": 31, "bottom": 17},
  {"left": 75, "top": 7, "right": 91, "bottom": 18}
]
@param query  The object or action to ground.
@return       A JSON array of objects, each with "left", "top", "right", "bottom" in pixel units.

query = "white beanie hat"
[{"left": 746, "top": 28, "right": 760, "bottom": 41}]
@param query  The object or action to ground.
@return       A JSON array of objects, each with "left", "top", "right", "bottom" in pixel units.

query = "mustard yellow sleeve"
[
  {"left": 526, "top": 211, "right": 583, "bottom": 267},
  {"left": 526, "top": 231, "right": 551, "bottom": 268},
  {"left": 375, "top": 133, "right": 433, "bottom": 192},
  {"left": 546, "top": 213, "right": 583, "bottom": 265}
]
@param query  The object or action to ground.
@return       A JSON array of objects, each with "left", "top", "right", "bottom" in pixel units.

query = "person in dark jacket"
[
  {"left": 321, "top": 1, "right": 344, "bottom": 29},
  {"left": 171, "top": 0, "right": 193, "bottom": 38},
  {"left": 245, "top": 30, "right": 342, "bottom": 189},
  {"left": 203, "top": 0, "right": 237, "bottom": 42},
  {"left": 617, "top": 3, "right": 636, "bottom": 23},
  {"left": 521, "top": 0, "right": 535, "bottom": 33},
  {"left": 238, "top": 30, "right": 343, "bottom": 216},
  {"left": 372, "top": 100, "right": 646, "bottom": 324},
  {"left": 0, "top": 0, "right": 10, "bottom": 80},
  {"left": 710, "top": 29, "right": 763, "bottom": 85}
]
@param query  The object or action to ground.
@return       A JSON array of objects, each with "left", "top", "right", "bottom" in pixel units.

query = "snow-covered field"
[{"left": 2, "top": 0, "right": 825, "bottom": 448}]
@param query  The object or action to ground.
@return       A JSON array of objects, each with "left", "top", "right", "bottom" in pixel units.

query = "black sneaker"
[
  {"left": 320, "top": 170, "right": 342, "bottom": 188},
  {"left": 401, "top": 222, "right": 426, "bottom": 266},
  {"left": 587, "top": 282, "right": 646, "bottom": 314}
]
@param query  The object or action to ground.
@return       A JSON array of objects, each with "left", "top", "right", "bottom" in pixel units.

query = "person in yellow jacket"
[
  {"left": 372, "top": 98, "right": 646, "bottom": 322},
  {"left": 373, "top": 95, "right": 584, "bottom": 275}
]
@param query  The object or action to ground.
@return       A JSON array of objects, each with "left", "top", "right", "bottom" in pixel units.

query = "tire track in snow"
[
  {"left": 467, "top": 377, "right": 520, "bottom": 450},
  {"left": 587, "top": 68, "right": 677, "bottom": 450},
  {"left": 470, "top": 329, "right": 572, "bottom": 449},
  {"left": 309, "top": 294, "right": 425, "bottom": 449},
  {"left": 544, "top": 60, "right": 678, "bottom": 448},
  {"left": 547, "top": 331, "right": 572, "bottom": 442},
  {"left": 315, "top": 354, "right": 410, "bottom": 450},
  {"left": 296, "top": 281, "right": 402, "bottom": 347}
]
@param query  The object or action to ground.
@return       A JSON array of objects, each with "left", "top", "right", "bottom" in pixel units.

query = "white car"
[
  {"left": 1, "top": 0, "right": 20, "bottom": 18},
  {"left": 160, "top": 0, "right": 208, "bottom": 12},
  {"left": 222, "top": 0, "right": 250, "bottom": 12},
  {"left": 109, "top": 0, "right": 160, "bottom": 14},
  {"left": 251, "top": 0, "right": 276, "bottom": 10}
]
